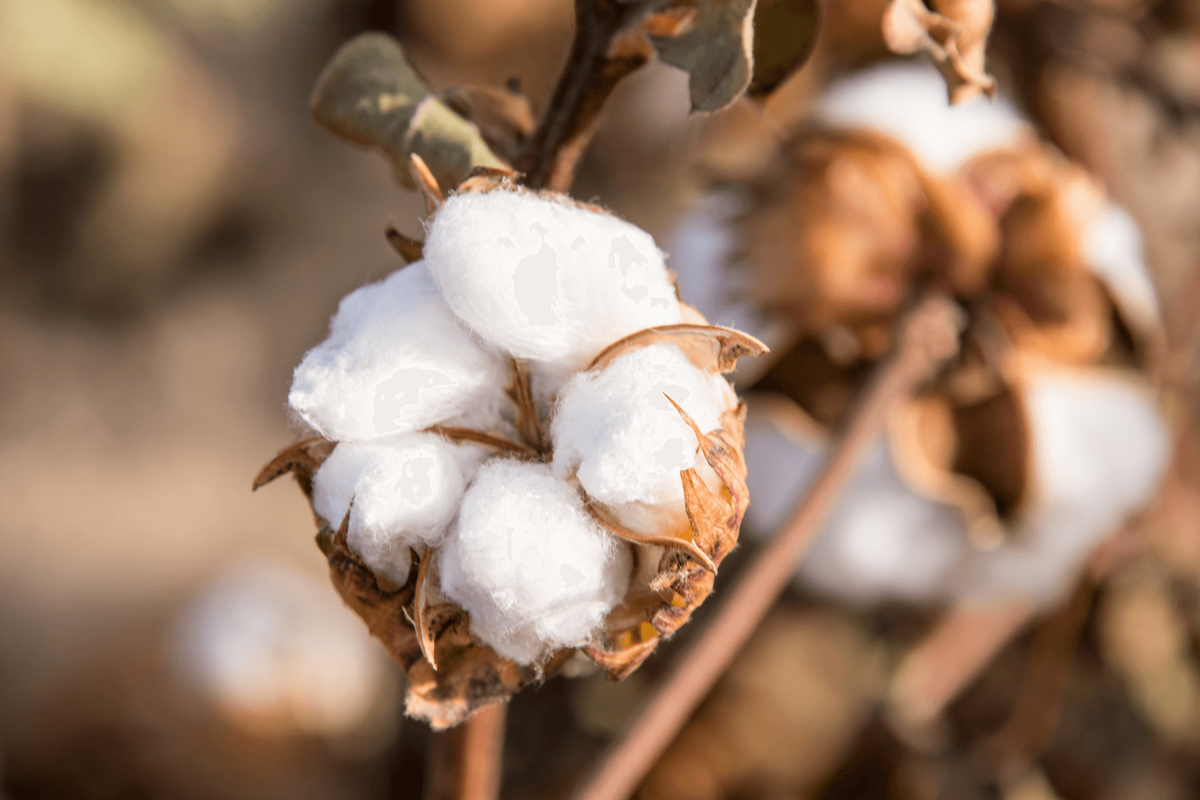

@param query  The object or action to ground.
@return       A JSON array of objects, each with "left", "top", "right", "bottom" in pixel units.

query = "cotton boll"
[
  {"left": 312, "top": 434, "right": 486, "bottom": 585},
  {"left": 423, "top": 189, "right": 682, "bottom": 370},
  {"left": 957, "top": 368, "right": 1170, "bottom": 605},
  {"left": 817, "top": 62, "right": 1030, "bottom": 174},
  {"left": 289, "top": 262, "right": 510, "bottom": 442},
  {"left": 551, "top": 343, "right": 736, "bottom": 534},
  {"left": 439, "top": 460, "right": 632, "bottom": 665}
]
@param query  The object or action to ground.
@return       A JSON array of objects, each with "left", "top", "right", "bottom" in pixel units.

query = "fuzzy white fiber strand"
[
  {"left": 312, "top": 434, "right": 486, "bottom": 586},
  {"left": 552, "top": 343, "right": 736, "bottom": 534},
  {"left": 1083, "top": 201, "right": 1161, "bottom": 335},
  {"left": 289, "top": 262, "right": 509, "bottom": 442},
  {"left": 423, "top": 190, "right": 682, "bottom": 371},
  {"left": 439, "top": 460, "right": 632, "bottom": 665},
  {"left": 816, "top": 62, "right": 1031, "bottom": 174}
]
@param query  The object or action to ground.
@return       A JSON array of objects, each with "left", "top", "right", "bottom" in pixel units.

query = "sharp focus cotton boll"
[
  {"left": 423, "top": 189, "right": 682, "bottom": 370},
  {"left": 288, "top": 262, "right": 510, "bottom": 442},
  {"left": 312, "top": 434, "right": 486, "bottom": 585},
  {"left": 551, "top": 343, "right": 736, "bottom": 533},
  {"left": 956, "top": 368, "right": 1170, "bottom": 605},
  {"left": 816, "top": 62, "right": 1031, "bottom": 174},
  {"left": 439, "top": 460, "right": 633, "bottom": 665}
]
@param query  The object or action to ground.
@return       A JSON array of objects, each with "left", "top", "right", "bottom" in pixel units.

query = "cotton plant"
[
  {"left": 668, "top": 61, "right": 1171, "bottom": 611},
  {"left": 252, "top": 24, "right": 785, "bottom": 726}
]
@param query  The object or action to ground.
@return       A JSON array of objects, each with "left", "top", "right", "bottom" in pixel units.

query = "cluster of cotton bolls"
[
  {"left": 288, "top": 188, "right": 738, "bottom": 665},
  {"left": 667, "top": 61, "right": 1170, "bottom": 610}
]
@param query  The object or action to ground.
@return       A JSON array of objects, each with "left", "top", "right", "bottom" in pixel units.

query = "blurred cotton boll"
[{"left": 170, "top": 558, "right": 396, "bottom": 742}]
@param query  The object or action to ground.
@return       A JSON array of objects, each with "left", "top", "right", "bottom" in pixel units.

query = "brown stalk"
[
  {"left": 424, "top": 701, "right": 509, "bottom": 800},
  {"left": 569, "top": 294, "right": 962, "bottom": 800},
  {"left": 518, "top": 0, "right": 660, "bottom": 191}
]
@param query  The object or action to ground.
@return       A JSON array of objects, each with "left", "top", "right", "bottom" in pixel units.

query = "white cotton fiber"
[
  {"left": 289, "top": 262, "right": 509, "bottom": 442},
  {"left": 956, "top": 368, "right": 1169, "bottom": 605},
  {"left": 1083, "top": 201, "right": 1161, "bottom": 335},
  {"left": 312, "top": 434, "right": 486, "bottom": 585},
  {"left": 817, "top": 62, "right": 1030, "bottom": 174},
  {"left": 423, "top": 189, "right": 682, "bottom": 370},
  {"left": 551, "top": 343, "right": 736, "bottom": 534},
  {"left": 439, "top": 460, "right": 632, "bottom": 665}
]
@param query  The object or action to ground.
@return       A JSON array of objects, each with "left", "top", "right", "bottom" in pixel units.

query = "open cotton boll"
[
  {"left": 312, "top": 434, "right": 486, "bottom": 586},
  {"left": 817, "top": 62, "right": 1030, "bottom": 174},
  {"left": 439, "top": 460, "right": 632, "bottom": 665},
  {"left": 956, "top": 368, "right": 1170, "bottom": 605},
  {"left": 551, "top": 343, "right": 736, "bottom": 534},
  {"left": 423, "top": 189, "right": 682, "bottom": 370},
  {"left": 289, "top": 262, "right": 509, "bottom": 442}
]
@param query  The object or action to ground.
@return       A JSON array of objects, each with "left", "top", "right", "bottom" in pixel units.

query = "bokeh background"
[{"left": 3, "top": 0, "right": 1200, "bottom": 798}]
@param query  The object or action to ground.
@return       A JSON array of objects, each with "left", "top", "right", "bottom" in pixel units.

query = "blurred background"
[{"left": 2, "top": 0, "right": 1200, "bottom": 798}]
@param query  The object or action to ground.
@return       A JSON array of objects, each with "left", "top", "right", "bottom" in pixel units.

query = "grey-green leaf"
[
  {"left": 748, "top": 0, "right": 820, "bottom": 98},
  {"left": 649, "top": 0, "right": 758, "bottom": 113},
  {"left": 310, "top": 33, "right": 507, "bottom": 191}
]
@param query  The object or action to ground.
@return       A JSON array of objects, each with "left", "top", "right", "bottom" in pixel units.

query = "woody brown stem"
[
  {"left": 519, "top": 0, "right": 658, "bottom": 191},
  {"left": 569, "top": 294, "right": 962, "bottom": 800},
  {"left": 424, "top": 701, "right": 508, "bottom": 800}
]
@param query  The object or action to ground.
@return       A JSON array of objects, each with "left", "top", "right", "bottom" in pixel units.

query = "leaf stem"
[{"left": 568, "top": 294, "right": 962, "bottom": 800}]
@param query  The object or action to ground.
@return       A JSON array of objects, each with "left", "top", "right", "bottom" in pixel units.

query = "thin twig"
[
  {"left": 519, "top": 0, "right": 659, "bottom": 191},
  {"left": 570, "top": 294, "right": 962, "bottom": 800},
  {"left": 424, "top": 701, "right": 509, "bottom": 800}
]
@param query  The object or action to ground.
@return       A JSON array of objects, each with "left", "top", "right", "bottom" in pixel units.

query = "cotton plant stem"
[
  {"left": 570, "top": 294, "right": 962, "bottom": 800},
  {"left": 519, "top": 0, "right": 660, "bottom": 191},
  {"left": 424, "top": 701, "right": 508, "bottom": 800}
]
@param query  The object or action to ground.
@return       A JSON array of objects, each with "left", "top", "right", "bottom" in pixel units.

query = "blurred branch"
[
  {"left": 518, "top": 0, "right": 661, "bottom": 191},
  {"left": 424, "top": 702, "right": 508, "bottom": 800},
  {"left": 570, "top": 294, "right": 963, "bottom": 800}
]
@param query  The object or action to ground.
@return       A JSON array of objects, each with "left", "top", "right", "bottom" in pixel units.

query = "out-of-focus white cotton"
[
  {"left": 439, "top": 460, "right": 632, "bottom": 665},
  {"left": 816, "top": 61, "right": 1031, "bottom": 174},
  {"left": 423, "top": 190, "right": 682, "bottom": 371},
  {"left": 288, "top": 262, "right": 509, "bottom": 442},
  {"left": 552, "top": 343, "right": 736, "bottom": 533}
]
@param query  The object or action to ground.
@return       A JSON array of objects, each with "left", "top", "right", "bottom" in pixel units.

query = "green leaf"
[
  {"left": 747, "top": 0, "right": 820, "bottom": 98},
  {"left": 310, "top": 33, "right": 507, "bottom": 191},
  {"left": 648, "top": 0, "right": 758, "bottom": 113}
]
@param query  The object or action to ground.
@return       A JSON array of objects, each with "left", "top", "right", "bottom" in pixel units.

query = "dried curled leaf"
[
  {"left": 882, "top": 0, "right": 996, "bottom": 104},
  {"left": 747, "top": 0, "right": 822, "bottom": 98},
  {"left": 588, "top": 323, "right": 769, "bottom": 374},
  {"left": 310, "top": 32, "right": 507, "bottom": 193},
  {"left": 646, "top": 0, "right": 759, "bottom": 112}
]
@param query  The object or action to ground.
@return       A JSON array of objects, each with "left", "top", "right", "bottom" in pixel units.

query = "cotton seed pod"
[
  {"left": 669, "top": 62, "right": 1169, "bottom": 608},
  {"left": 257, "top": 182, "right": 764, "bottom": 728}
]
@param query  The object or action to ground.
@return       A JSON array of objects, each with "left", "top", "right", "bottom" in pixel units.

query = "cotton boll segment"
[
  {"left": 816, "top": 62, "right": 1030, "bottom": 174},
  {"left": 439, "top": 460, "right": 633, "bottom": 665},
  {"left": 311, "top": 434, "right": 486, "bottom": 586},
  {"left": 956, "top": 368, "right": 1170, "bottom": 605},
  {"left": 288, "top": 262, "right": 510, "bottom": 442},
  {"left": 551, "top": 343, "right": 737, "bottom": 534},
  {"left": 423, "top": 189, "right": 682, "bottom": 370}
]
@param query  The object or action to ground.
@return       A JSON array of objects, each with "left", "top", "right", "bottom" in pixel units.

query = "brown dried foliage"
[
  {"left": 883, "top": 0, "right": 997, "bottom": 103},
  {"left": 746, "top": 125, "right": 1157, "bottom": 545}
]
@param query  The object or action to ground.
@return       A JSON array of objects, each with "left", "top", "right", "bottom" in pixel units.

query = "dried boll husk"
[{"left": 257, "top": 183, "right": 764, "bottom": 728}]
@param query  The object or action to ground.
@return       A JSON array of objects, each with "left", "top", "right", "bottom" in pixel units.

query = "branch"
[
  {"left": 569, "top": 294, "right": 962, "bottom": 800},
  {"left": 518, "top": 0, "right": 659, "bottom": 191},
  {"left": 424, "top": 701, "right": 509, "bottom": 800}
]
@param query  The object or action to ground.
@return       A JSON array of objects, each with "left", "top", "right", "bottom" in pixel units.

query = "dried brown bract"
[{"left": 883, "top": 0, "right": 997, "bottom": 103}]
